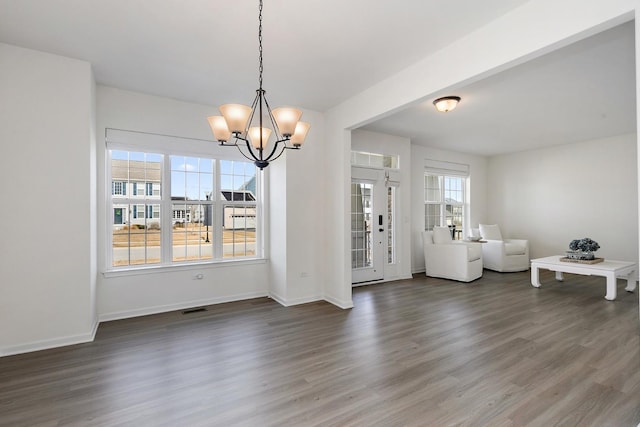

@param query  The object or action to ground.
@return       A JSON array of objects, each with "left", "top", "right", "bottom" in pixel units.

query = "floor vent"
[{"left": 182, "top": 307, "right": 207, "bottom": 315}]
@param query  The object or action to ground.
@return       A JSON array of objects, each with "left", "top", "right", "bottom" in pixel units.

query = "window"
[
  {"left": 351, "top": 150, "right": 398, "bottom": 169},
  {"left": 424, "top": 171, "right": 467, "bottom": 240},
  {"left": 220, "top": 160, "right": 257, "bottom": 258},
  {"left": 108, "top": 148, "right": 259, "bottom": 269},
  {"left": 112, "top": 181, "right": 126, "bottom": 195}
]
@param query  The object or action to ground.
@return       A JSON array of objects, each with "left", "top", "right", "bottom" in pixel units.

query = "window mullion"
[
  {"left": 213, "top": 159, "right": 223, "bottom": 259},
  {"left": 161, "top": 154, "right": 172, "bottom": 265}
]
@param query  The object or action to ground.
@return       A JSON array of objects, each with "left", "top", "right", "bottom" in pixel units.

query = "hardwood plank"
[{"left": 0, "top": 270, "right": 638, "bottom": 426}]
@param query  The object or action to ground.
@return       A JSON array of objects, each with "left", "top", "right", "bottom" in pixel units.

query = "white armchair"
[
  {"left": 477, "top": 224, "right": 530, "bottom": 272},
  {"left": 422, "top": 227, "right": 483, "bottom": 282}
]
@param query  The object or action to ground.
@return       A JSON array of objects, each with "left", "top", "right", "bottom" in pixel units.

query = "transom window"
[{"left": 108, "top": 149, "right": 258, "bottom": 269}]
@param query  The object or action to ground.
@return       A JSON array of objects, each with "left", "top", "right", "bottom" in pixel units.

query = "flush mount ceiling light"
[
  {"left": 433, "top": 96, "right": 461, "bottom": 113},
  {"left": 207, "top": 0, "right": 310, "bottom": 170}
]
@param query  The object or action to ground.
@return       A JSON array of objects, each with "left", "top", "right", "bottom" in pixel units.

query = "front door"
[{"left": 351, "top": 169, "right": 386, "bottom": 284}]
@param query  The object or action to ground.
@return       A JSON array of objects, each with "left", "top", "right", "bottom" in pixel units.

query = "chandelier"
[{"left": 207, "top": 0, "right": 310, "bottom": 169}]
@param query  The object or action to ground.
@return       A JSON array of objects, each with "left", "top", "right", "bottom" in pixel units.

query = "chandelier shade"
[
  {"left": 207, "top": 116, "right": 231, "bottom": 142},
  {"left": 219, "top": 104, "right": 253, "bottom": 134},
  {"left": 248, "top": 126, "right": 272, "bottom": 149},
  {"left": 290, "top": 122, "right": 311, "bottom": 147},
  {"left": 272, "top": 107, "right": 303, "bottom": 137},
  {"left": 207, "top": 0, "right": 309, "bottom": 169}
]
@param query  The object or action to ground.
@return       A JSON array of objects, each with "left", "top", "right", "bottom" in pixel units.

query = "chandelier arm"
[
  {"left": 246, "top": 91, "right": 261, "bottom": 135},
  {"left": 237, "top": 147, "right": 258, "bottom": 163},
  {"left": 218, "top": 140, "right": 239, "bottom": 147},
  {"left": 231, "top": 139, "right": 260, "bottom": 163},
  {"left": 262, "top": 94, "right": 284, "bottom": 141},
  {"left": 257, "top": 88, "right": 264, "bottom": 161},
  {"left": 244, "top": 139, "right": 261, "bottom": 162},
  {"left": 267, "top": 143, "right": 288, "bottom": 163},
  {"left": 262, "top": 140, "right": 284, "bottom": 163}
]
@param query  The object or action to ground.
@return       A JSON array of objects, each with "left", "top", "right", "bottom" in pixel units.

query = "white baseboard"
[
  {"left": 324, "top": 294, "right": 354, "bottom": 309},
  {"left": 98, "top": 291, "right": 268, "bottom": 322},
  {"left": 269, "top": 292, "right": 323, "bottom": 307},
  {"left": 1, "top": 320, "right": 98, "bottom": 357}
]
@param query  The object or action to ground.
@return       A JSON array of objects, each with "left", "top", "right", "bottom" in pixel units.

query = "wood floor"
[{"left": 1, "top": 270, "right": 639, "bottom": 426}]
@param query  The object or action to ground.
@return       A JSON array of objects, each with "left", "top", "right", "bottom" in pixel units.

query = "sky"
[{"left": 112, "top": 150, "right": 256, "bottom": 200}]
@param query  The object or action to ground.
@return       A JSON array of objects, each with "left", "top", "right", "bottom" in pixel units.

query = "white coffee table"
[{"left": 530, "top": 255, "right": 637, "bottom": 300}]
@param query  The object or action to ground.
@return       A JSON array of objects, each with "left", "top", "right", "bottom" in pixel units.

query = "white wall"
[
  {"left": 97, "top": 86, "right": 326, "bottom": 320},
  {"left": 325, "top": 0, "right": 637, "bottom": 306},
  {"left": 351, "top": 129, "right": 413, "bottom": 282},
  {"left": 487, "top": 134, "right": 638, "bottom": 261},
  {"left": 269, "top": 110, "right": 326, "bottom": 306},
  {"left": 410, "top": 145, "right": 489, "bottom": 273},
  {"left": 0, "top": 43, "right": 96, "bottom": 356}
]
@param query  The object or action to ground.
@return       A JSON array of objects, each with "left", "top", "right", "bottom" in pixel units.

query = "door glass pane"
[
  {"left": 387, "top": 186, "right": 395, "bottom": 264},
  {"left": 351, "top": 182, "right": 373, "bottom": 269}
]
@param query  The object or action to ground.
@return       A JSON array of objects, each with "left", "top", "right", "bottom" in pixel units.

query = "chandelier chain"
[{"left": 258, "top": 0, "right": 263, "bottom": 90}]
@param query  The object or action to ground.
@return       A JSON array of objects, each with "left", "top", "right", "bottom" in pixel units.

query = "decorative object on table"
[
  {"left": 560, "top": 257, "right": 604, "bottom": 264},
  {"left": 565, "top": 237, "right": 600, "bottom": 261},
  {"left": 467, "top": 228, "right": 482, "bottom": 241}
]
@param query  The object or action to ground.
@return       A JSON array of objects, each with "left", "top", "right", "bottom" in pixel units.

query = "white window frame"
[
  {"left": 105, "top": 128, "right": 263, "bottom": 272},
  {"left": 424, "top": 160, "right": 469, "bottom": 239}
]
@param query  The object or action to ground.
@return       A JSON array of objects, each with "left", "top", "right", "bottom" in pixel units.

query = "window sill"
[{"left": 102, "top": 257, "right": 268, "bottom": 278}]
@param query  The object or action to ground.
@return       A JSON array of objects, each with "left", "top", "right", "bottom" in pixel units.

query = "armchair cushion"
[
  {"left": 432, "top": 226, "right": 452, "bottom": 244},
  {"left": 479, "top": 224, "right": 503, "bottom": 241}
]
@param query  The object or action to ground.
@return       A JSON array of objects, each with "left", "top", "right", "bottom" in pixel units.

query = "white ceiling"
[
  {"left": 0, "top": 1, "right": 635, "bottom": 156},
  {"left": 0, "top": 0, "right": 530, "bottom": 111},
  {"left": 362, "top": 21, "right": 637, "bottom": 156}
]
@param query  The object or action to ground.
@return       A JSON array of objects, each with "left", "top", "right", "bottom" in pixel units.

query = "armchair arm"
[
  {"left": 425, "top": 242, "right": 471, "bottom": 260},
  {"left": 425, "top": 243, "right": 476, "bottom": 276},
  {"left": 482, "top": 239, "right": 506, "bottom": 255},
  {"left": 424, "top": 242, "right": 482, "bottom": 281},
  {"left": 504, "top": 238, "right": 529, "bottom": 248},
  {"left": 482, "top": 238, "right": 530, "bottom": 272}
]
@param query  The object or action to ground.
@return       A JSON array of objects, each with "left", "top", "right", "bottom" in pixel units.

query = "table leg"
[
  {"left": 531, "top": 265, "right": 541, "bottom": 288},
  {"left": 555, "top": 271, "right": 564, "bottom": 281},
  {"left": 624, "top": 270, "right": 637, "bottom": 293},
  {"left": 605, "top": 272, "right": 617, "bottom": 301}
]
